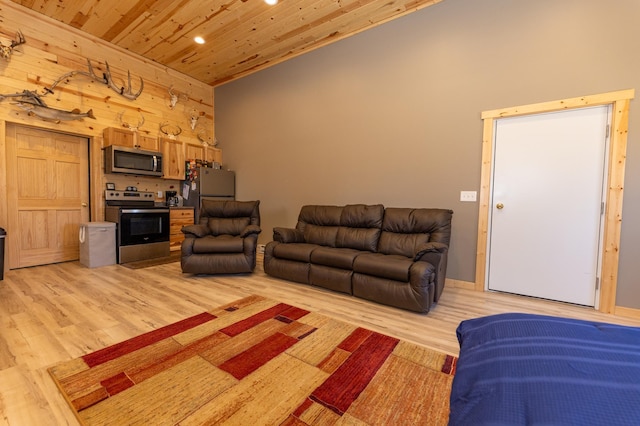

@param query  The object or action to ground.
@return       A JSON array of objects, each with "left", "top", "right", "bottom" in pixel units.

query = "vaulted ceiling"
[{"left": 9, "top": 0, "right": 444, "bottom": 86}]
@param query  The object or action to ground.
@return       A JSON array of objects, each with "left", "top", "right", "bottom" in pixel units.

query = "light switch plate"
[{"left": 460, "top": 191, "right": 477, "bottom": 202}]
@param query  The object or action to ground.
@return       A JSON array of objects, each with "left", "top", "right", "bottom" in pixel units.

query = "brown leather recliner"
[{"left": 180, "top": 200, "right": 261, "bottom": 274}]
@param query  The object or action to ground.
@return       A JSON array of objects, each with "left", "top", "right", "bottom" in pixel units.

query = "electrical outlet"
[
  {"left": 258, "top": 244, "right": 266, "bottom": 254},
  {"left": 157, "top": 191, "right": 163, "bottom": 198},
  {"left": 460, "top": 191, "right": 477, "bottom": 202}
]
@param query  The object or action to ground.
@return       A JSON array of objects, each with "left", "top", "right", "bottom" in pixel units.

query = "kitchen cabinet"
[
  {"left": 185, "top": 141, "right": 223, "bottom": 165},
  {"left": 161, "top": 137, "right": 185, "bottom": 180},
  {"left": 103, "top": 127, "right": 158, "bottom": 151},
  {"left": 137, "top": 135, "right": 159, "bottom": 151},
  {"left": 206, "top": 146, "right": 223, "bottom": 164},
  {"left": 162, "top": 138, "right": 223, "bottom": 180},
  {"left": 170, "top": 208, "right": 194, "bottom": 251},
  {"left": 184, "top": 140, "right": 205, "bottom": 164}
]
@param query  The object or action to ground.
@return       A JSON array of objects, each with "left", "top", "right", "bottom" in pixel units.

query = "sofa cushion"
[
  {"left": 340, "top": 204, "right": 384, "bottom": 227},
  {"left": 377, "top": 208, "right": 453, "bottom": 256},
  {"left": 336, "top": 227, "right": 380, "bottom": 252},
  {"left": 207, "top": 217, "right": 251, "bottom": 236},
  {"left": 298, "top": 205, "right": 343, "bottom": 228},
  {"left": 192, "top": 235, "right": 244, "bottom": 254},
  {"left": 378, "top": 232, "right": 430, "bottom": 258},
  {"left": 304, "top": 224, "right": 339, "bottom": 247},
  {"left": 200, "top": 200, "right": 261, "bottom": 225},
  {"left": 353, "top": 253, "right": 413, "bottom": 282},
  {"left": 272, "top": 243, "right": 319, "bottom": 262},
  {"left": 310, "top": 247, "right": 363, "bottom": 269}
]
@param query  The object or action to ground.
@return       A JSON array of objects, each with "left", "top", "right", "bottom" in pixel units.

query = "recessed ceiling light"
[
  {"left": 194, "top": 36, "right": 205, "bottom": 44},
  {"left": 265, "top": 0, "right": 278, "bottom": 5}
]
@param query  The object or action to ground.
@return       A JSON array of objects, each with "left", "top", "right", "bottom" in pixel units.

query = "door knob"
[
  {"left": 82, "top": 202, "right": 88, "bottom": 207},
  {"left": 496, "top": 203, "right": 504, "bottom": 209}
]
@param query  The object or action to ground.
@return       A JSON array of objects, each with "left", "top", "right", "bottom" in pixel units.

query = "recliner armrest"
[
  {"left": 182, "top": 224, "right": 211, "bottom": 238},
  {"left": 240, "top": 224, "right": 262, "bottom": 237},
  {"left": 414, "top": 242, "right": 448, "bottom": 261},
  {"left": 273, "top": 227, "right": 305, "bottom": 243}
]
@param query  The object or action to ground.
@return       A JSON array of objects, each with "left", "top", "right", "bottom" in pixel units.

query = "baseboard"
[
  {"left": 445, "top": 278, "right": 475, "bottom": 290},
  {"left": 614, "top": 305, "right": 640, "bottom": 320}
]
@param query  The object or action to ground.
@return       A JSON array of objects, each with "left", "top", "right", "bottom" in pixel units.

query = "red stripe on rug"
[
  {"left": 293, "top": 397, "right": 314, "bottom": 418},
  {"left": 337, "top": 327, "right": 373, "bottom": 352},
  {"left": 442, "top": 354, "right": 457, "bottom": 375},
  {"left": 219, "top": 303, "right": 294, "bottom": 337},
  {"left": 128, "top": 331, "right": 230, "bottom": 384},
  {"left": 101, "top": 372, "right": 134, "bottom": 396},
  {"left": 218, "top": 332, "right": 298, "bottom": 380},
  {"left": 279, "top": 306, "right": 310, "bottom": 321},
  {"left": 71, "top": 387, "right": 109, "bottom": 411},
  {"left": 82, "top": 312, "right": 217, "bottom": 367},
  {"left": 310, "top": 329, "right": 399, "bottom": 415}
]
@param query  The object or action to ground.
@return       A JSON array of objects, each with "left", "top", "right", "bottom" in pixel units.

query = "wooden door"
[
  {"left": 487, "top": 106, "right": 610, "bottom": 306},
  {"left": 6, "top": 124, "right": 90, "bottom": 268}
]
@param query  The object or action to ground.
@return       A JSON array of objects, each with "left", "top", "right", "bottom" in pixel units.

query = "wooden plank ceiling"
[{"left": 9, "top": 0, "right": 444, "bottom": 86}]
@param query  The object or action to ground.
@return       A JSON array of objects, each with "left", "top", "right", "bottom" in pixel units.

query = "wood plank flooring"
[{"left": 2, "top": 257, "right": 640, "bottom": 426}]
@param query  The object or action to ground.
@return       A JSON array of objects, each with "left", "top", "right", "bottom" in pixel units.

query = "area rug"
[
  {"left": 48, "top": 295, "right": 457, "bottom": 425},
  {"left": 121, "top": 251, "right": 181, "bottom": 269}
]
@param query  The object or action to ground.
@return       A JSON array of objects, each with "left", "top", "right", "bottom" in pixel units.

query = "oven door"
[{"left": 118, "top": 208, "right": 170, "bottom": 246}]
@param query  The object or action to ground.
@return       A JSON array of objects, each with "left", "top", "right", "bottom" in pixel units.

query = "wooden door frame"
[{"left": 475, "top": 89, "right": 634, "bottom": 313}]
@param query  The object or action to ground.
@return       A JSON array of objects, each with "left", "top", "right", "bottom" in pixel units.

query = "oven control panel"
[{"left": 105, "top": 190, "right": 155, "bottom": 201}]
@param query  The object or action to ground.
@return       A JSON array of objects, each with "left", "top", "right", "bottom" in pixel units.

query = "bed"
[{"left": 449, "top": 313, "right": 640, "bottom": 425}]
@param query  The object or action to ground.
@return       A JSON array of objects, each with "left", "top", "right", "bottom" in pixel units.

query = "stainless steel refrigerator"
[{"left": 182, "top": 168, "right": 235, "bottom": 222}]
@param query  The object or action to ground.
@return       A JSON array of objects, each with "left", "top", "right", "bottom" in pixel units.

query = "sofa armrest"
[
  {"left": 181, "top": 224, "right": 210, "bottom": 238},
  {"left": 241, "top": 224, "right": 262, "bottom": 238},
  {"left": 418, "top": 246, "right": 450, "bottom": 303},
  {"left": 414, "top": 242, "right": 448, "bottom": 261},
  {"left": 273, "top": 227, "right": 305, "bottom": 243}
]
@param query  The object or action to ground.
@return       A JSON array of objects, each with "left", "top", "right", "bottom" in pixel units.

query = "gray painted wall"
[{"left": 215, "top": 0, "right": 640, "bottom": 308}]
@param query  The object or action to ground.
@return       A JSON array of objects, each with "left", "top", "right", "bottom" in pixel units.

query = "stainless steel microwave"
[{"left": 104, "top": 145, "right": 163, "bottom": 177}]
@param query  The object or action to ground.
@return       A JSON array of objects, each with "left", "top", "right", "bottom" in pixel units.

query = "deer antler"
[
  {"left": 196, "top": 128, "right": 218, "bottom": 147},
  {"left": 85, "top": 59, "right": 107, "bottom": 84},
  {"left": 168, "top": 86, "right": 178, "bottom": 109},
  {"left": 1, "top": 30, "right": 26, "bottom": 61},
  {"left": 118, "top": 111, "right": 145, "bottom": 131},
  {"left": 168, "top": 85, "right": 190, "bottom": 109},
  {"left": 160, "top": 122, "right": 182, "bottom": 140},
  {"left": 11, "top": 30, "right": 25, "bottom": 48},
  {"left": 189, "top": 108, "right": 204, "bottom": 130},
  {"left": 105, "top": 61, "right": 144, "bottom": 101}
]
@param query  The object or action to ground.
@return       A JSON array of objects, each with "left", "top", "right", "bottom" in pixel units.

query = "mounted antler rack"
[
  {"left": 43, "top": 59, "right": 144, "bottom": 101},
  {"left": 0, "top": 29, "right": 25, "bottom": 61},
  {"left": 197, "top": 129, "right": 217, "bottom": 147},
  {"left": 160, "top": 122, "right": 182, "bottom": 140},
  {"left": 117, "top": 111, "right": 145, "bottom": 131},
  {"left": 168, "top": 85, "right": 189, "bottom": 110}
]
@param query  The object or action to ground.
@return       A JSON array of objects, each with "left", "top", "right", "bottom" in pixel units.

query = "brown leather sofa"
[
  {"left": 180, "top": 200, "right": 261, "bottom": 274},
  {"left": 264, "top": 204, "right": 453, "bottom": 313}
]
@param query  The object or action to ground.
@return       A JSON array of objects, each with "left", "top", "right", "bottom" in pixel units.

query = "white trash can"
[{"left": 79, "top": 222, "right": 116, "bottom": 268}]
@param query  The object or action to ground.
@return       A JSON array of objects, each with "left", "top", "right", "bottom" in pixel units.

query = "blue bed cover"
[{"left": 449, "top": 313, "right": 640, "bottom": 425}]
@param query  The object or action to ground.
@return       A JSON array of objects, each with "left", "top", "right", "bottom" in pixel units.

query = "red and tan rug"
[{"left": 49, "top": 295, "right": 457, "bottom": 425}]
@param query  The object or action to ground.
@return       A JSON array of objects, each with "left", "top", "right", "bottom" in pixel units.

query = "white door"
[{"left": 488, "top": 105, "right": 610, "bottom": 306}]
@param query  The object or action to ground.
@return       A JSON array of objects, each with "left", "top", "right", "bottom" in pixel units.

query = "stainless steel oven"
[{"left": 105, "top": 190, "right": 170, "bottom": 264}]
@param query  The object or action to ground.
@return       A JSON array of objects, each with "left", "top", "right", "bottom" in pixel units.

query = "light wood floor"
[{"left": 2, "top": 258, "right": 640, "bottom": 426}]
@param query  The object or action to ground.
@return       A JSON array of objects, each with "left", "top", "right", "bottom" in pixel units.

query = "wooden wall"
[{"left": 0, "top": 3, "right": 213, "bottom": 229}]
